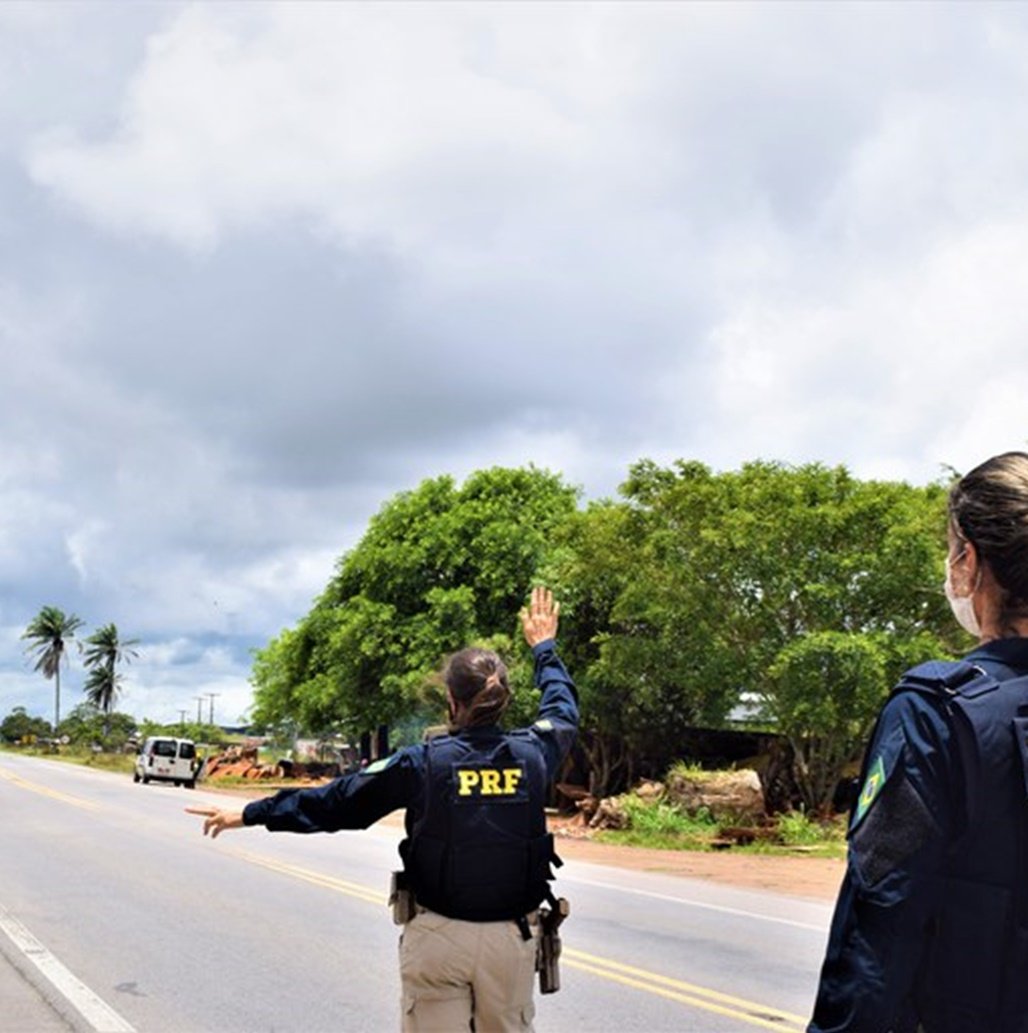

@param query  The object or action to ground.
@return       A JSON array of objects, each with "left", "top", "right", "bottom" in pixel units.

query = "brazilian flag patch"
[{"left": 854, "top": 755, "right": 887, "bottom": 827}]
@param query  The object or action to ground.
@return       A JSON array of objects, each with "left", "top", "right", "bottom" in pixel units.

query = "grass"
[
  {"left": 776, "top": 809, "right": 843, "bottom": 846},
  {"left": 0, "top": 744, "right": 137, "bottom": 774},
  {"left": 595, "top": 793, "right": 848, "bottom": 858},
  {"left": 594, "top": 796, "right": 721, "bottom": 850},
  {"left": 666, "top": 760, "right": 714, "bottom": 781},
  {"left": 739, "top": 812, "right": 847, "bottom": 859},
  {"left": 71, "top": 752, "right": 136, "bottom": 774},
  {"left": 196, "top": 775, "right": 285, "bottom": 789},
  {"left": 0, "top": 744, "right": 321, "bottom": 796}
]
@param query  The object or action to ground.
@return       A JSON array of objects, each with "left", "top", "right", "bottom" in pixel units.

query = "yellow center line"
[
  {"left": 565, "top": 957, "right": 805, "bottom": 1032},
  {"left": 229, "top": 849, "right": 807, "bottom": 1031},
  {"left": 230, "top": 850, "right": 387, "bottom": 907},
  {"left": 566, "top": 947, "right": 808, "bottom": 1028},
  {"left": 0, "top": 768, "right": 100, "bottom": 812}
]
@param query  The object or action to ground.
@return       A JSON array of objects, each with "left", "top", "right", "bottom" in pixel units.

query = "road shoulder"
[
  {"left": 550, "top": 834, "right": 845, "bottom": 901},
  {"left": 0, "top": 940, "right": 77, "bottom": 1032}
]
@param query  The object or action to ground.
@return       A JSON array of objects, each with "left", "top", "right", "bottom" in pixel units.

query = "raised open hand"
[{"left": 520, "top": 586, "right": 560, "bottom": 648}]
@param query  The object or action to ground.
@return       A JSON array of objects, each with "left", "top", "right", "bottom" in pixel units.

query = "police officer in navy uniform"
[
  {"left": 188, "top": 586, "right": 577, "bottom": 1032},
  {"left": 810, "top": 452, "right": 1028, "bottom": 1033}
]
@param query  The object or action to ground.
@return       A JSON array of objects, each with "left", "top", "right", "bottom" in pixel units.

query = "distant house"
[{"left": 725, "top": 692, "right": 772, "bottom": 728}]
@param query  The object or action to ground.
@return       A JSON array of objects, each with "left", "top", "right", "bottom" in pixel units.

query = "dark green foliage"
[
  {"left": 587, "top": 459, "right": 955, "bottom": 804},
  {"left": 59, "top": 702, "right": 137, "bottom": 750},
  {"left": 251, "top": 466, "right": 579, "bottom": 736},
  {"left": 1, "top": 707, "right": 51, "bottom": 743},
  {"left": 137, "top": 718, "right": 225, "bottom": 747}
]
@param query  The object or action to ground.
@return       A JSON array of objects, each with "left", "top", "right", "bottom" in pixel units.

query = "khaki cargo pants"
[{"left": 400, "top": 908, "right": 539, "bottom": 1032}]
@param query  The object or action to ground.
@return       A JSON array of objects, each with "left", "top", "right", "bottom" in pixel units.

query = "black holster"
[
  {"left": 389, "top": 871, "right": 416, "bottom": 926},
  {"left": 536, "top": 898, "right": 569, "bottom": 994}
]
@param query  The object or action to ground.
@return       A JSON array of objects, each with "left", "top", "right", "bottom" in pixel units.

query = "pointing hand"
[{"left": 185, "top": 806, "right": 244, "bottom": 839}]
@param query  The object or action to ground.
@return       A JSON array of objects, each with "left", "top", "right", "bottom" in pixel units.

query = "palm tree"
[
  {"left": 22, "top": 606, "right": 85, "bottom": 734},
  {"left": 82, "top": 623, "right": 139, "bottom": 736}
]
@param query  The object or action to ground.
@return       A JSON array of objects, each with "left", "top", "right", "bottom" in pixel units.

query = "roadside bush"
[
  {"left": 79, "top": 752, "right": 136, "bottom": 774},
  {"left": 594, "top": 778, "right": 847, "bottom": 856},
  {"left": 775, "top": 809, "right": 846, "bottom": 849},
  {"left": 596, "top": 794, "right": 718, "bottom": 850}
]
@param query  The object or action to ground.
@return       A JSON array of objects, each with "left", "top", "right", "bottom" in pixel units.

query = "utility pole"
[
  {"left": 178, "top": 709, "right": 188, "bottom": 731},
  {"left": 207, "top": 692, "right": 221, "bottom": 729},
  {"left": 195, "top": 696, "right": 205, "bottom": 724}
]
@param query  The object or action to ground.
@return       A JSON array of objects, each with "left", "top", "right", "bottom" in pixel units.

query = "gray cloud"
[{"left": 3, "top": 2, "right": 1028, "bottom": 722}]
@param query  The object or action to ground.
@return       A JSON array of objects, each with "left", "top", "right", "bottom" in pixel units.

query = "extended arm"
[
  {"left": 520, "top": 586, "right": 579, "bottom": 781},
  {"left": 187, "top": 748, "right": 422, "bottom": 837}
]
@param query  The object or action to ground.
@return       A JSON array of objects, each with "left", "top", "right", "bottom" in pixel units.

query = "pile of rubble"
[
  {"left": 664, "top": 767, "right": 764, "bottom": 821},
  {"left": 201, "top": 746, "right": 342, "bottom": 782},
  {"left": 555, "top": 768, "right": 767, "bottom": 841},
  {"left": 555, "top": 779, "right": 666, "bottom": 832}
]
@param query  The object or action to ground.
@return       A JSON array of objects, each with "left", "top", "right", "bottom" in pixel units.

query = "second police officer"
[
  {"left": 188, "top": 586, "right": 578, "bottom": 1032},
  {"left": 810, "top": 452, "right": 1028, "bottom": 1032}
]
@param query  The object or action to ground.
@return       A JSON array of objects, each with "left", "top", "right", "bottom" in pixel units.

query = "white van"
[{"left": 134, "top": 737, "right": 197, "bottom": 788}]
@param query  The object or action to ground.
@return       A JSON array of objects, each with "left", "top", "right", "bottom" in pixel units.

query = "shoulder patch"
[
  {"left": 851, "top": 768, "right": 940, "bottom": 887},
  {"left": 853, "top": 754, "right": 887, "bottom": 827},
  {"left": 533, "top": 719, "right": 554, "bottom": 732},
  {"left": 362, "top": 756, "right": 394, "bottom": 775}
]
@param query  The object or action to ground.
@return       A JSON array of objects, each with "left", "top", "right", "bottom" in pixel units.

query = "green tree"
[
  {"left": 0, "top": 706, "right": 51, "bottom": 743},
  {"left": 81, "top": 623, "right": 139, "bottom": 735},
  {"left": 59, "top": 703, "right": 137, "bottom": 750},
  {"left": 767, "top": 632, "right": 889, "bottom": 811},
  {"left": 22, "top": 606, "right": 85, "bottom": 733},
  {"left": 533, "top": 500, "right": 652, "bottom": 793},
  {"left": 252, "top": 466, "right": 579, "bottom": 740},
  {"left": 605, "top": 459, "right": 955, "bottom": 807},
  {"left": 137, "top": 718, "right": 224, "bottom": 748}
]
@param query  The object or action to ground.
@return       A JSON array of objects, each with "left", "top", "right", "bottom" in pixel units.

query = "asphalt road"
[{"left": 0, "top": 752, "right": 830, "bottom": 1032}]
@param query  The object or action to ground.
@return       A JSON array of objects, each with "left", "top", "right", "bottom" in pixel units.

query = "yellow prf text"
[{"left": 456, "top": 767, "right": 524, "bottom": 797}]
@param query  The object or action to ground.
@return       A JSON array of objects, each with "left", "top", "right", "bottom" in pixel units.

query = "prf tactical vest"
[
  {"left": 897, "top": 660, "right": 1028, "bottom": 1033},
  {"left": 401, "top": 729, "right": 558, "bottom": 922}
]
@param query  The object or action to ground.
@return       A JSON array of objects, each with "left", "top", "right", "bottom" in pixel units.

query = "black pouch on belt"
[{"left": 389, "top": 870, "right": 416, "bottom": 926}]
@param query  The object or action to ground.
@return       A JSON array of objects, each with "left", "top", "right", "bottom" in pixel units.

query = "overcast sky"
[{"left": 2, "top": 1, "right": 1027, "bottom": 725}]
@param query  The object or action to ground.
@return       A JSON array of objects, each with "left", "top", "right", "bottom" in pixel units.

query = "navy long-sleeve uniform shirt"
[
  {"left": 809, "top": 637, "right": 1028, "bottom": 1033},
  {"left": 243, "top": 639, "right": 578, "bottom": 835}
]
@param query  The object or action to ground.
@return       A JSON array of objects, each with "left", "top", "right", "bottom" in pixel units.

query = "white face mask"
[{"left": 944, "top": 553, "right": 981, "bottom": 638}]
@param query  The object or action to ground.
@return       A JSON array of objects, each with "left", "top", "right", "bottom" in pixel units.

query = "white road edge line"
[
  {"left": 564, "top": 875, "right": 829, "bottom": 932},
  {"left": 0, "top": 903, "right": 135, "bottom": 1033}
]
